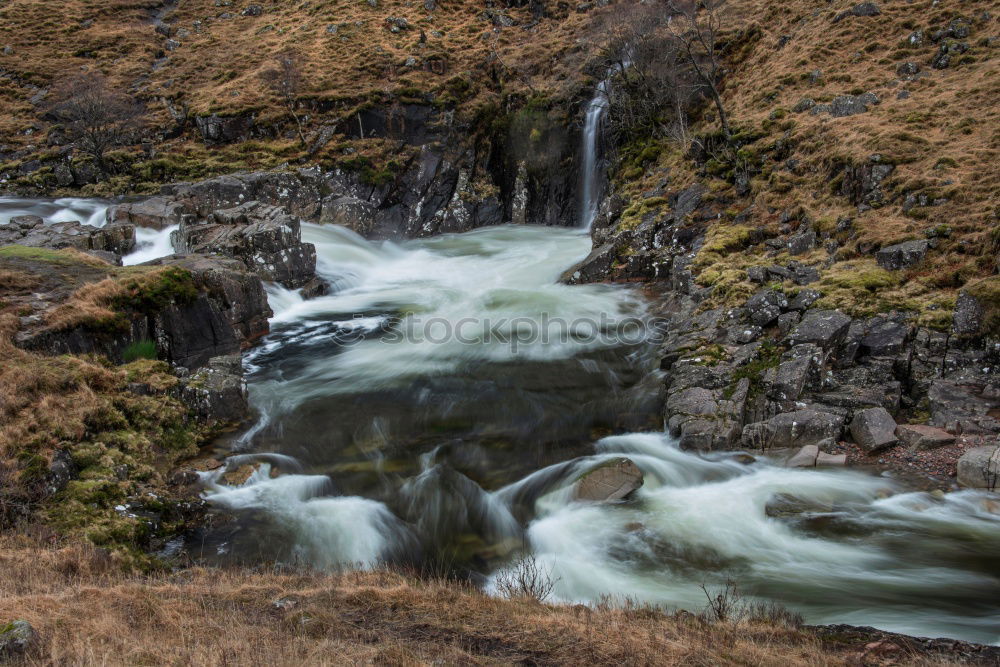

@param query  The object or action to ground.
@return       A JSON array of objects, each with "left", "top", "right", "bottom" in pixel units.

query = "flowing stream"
[
  {"left": 198, "top": 222, "right": 1000, "bottom": 645},
  {"left": 3, "top": 198, "right": 999, "bottom": 643}
]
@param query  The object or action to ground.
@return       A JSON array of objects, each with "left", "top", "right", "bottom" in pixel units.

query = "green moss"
[
  {"left": 113, "top": 267, "right": 198, "bottom": 315},
  {"left": 966, "top": 276, "right": 1000, "bottom": 336},
  {"left": 0, "top": 245, "right": 96, "bottom": 265},
  {"left": 123, "top": 340, "right": 158, "bottom": 362}
]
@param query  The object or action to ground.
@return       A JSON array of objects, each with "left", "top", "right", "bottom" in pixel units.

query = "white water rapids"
[
  {"left": 197, "top": 221, "right": 1000, "bottom": 645},
  {"left": 3, "top": 199, "right": 998, "bottom": 643},
  {"left": 0, "top": 196, "right": 176, "bottom": 266}
]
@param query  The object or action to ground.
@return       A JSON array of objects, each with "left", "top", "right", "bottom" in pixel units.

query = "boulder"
[
  {"left": 849, "top": 407, "right": 898, "bottom": 452},
  {"left": 573, "top": 458, "right": 643, "bottom": 502},
  {"left": 832, "top": 1, "right": 880, "bottom": 22},
  {"left": 786, "top": 310, "right": 852, "bottom": 349},
  {"left": 895, "top": 424, "right": 955, "bottom": 451},
  {"left": 746, "top": 289, "right": 788, "bottom": 327},
  {"left": 180, "top": 355, "right": 249, "bottom": 423},
  {"left": 816, "top": 452, "right": 847, "bottom": 466},
  {"left": 174, "top": 202, "right": 316, "bottom": 288},
  {"left": 786, "top": 445, "right": 819, "bottom": 467},
  {"left": 319, "top": 195, "right": 376, "bottom": 234},
  {"left": 107, "top": 197, "right": 191, "bottom": 230},
  {"left": 859, "top": 317, "right": 911, "bottom": 357},
  {"left": 0, "top": 620, "right": 35, "bottom": 658},
  {"left": 768, "top": 354, "right": 813, "bottom": 402},
  {"left": 956, "top": 446, "right": 999, "bottom": 489},
  {"left": 928, "top": 380, "right": 1000, "bottom": 434},
  {"left": 742, "top": 410, "right": 844, "bottom": 450},
  {"left": 875, "top": 240, "right": 928, "bottom": 270}
]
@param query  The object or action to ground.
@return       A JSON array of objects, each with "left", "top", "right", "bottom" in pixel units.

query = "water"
[
  {"left": 201, "top": 221, "right": 1000, "bottom": 644},
  {"left": 579, "top": 79, "right": 610, "bottom": 230},
  {"left": 0, "top": 196, "right": 110, "bottom": 227},
  {"left": 0, "top": 196, "right": 179, "bottom": 265},
  {"left": 122, "top": 225, "right": 179, "bottom": 265}
]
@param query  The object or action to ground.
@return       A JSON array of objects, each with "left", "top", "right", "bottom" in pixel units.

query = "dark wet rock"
[
  {"left": 786, "top": 288, "right": 821, "bottom": 312},
  {"left": 0, "top": 216, "right": 135, "bottom": 258},
  {"left": 849, "top": 407, "right": 898, "bottom": 452},
  {"left": 107, "top": 197, "right": 191, "bottom": 230},
  {"left": 777, "top": 311, "right": 800, "bottom": 336},
  {"left": 785, "top": 231, "right": 815, "bottom": 256},
  {"left": 859, "top": 317, "right": 912, "bottom": 357},
  {"left": 876, "top": 239, "right": 928, "bottom": 270},
  {"left": 180, "top": 354, "right": 249, "bottom": 423},
  {"left": 319, "top": 195, "right": 376, "bottom": 233},
  {"left": 173, "top": 201, "right": 316, "bottom": 288},
  {"left": 194, "top": 113, "right": 255, "bottom": 144},
  {"left": 895, "top": 424, "right": 955, "bottom": 450},
  {"left": 666, "top": 380, "right": 748, "bottom": 451},
  {"left": 837, "top": 158, "right": 894, "bottom": 209},
  {"left": 896, "top": 62, "right": 920, "bottom": 77},
  {"left": 932, "top": 41, "right": 969, "bottom": 69},
  {"left": 746, "top": 289, "right": 788, "bottom": 327},
  {"left": 928, "top": 380, "right": 1000, "bottom": 434},
  {"left": 812, "top": 92, "right": 879, "bottom": 118},
  {"left": 0, "top": 620, "right": 35, "bottom": 658},
  {"left": 573, "top": 457, "right": 643, "bottom": 502},
  {"left": 47, "top": 448, "right": 77, "bottom": 495},
  {"left": 951, "top": 289, "right": 985, "bottom": 336},
  {"left": 832, "top": 1, "right": 880, "bottom": 23},
  {"left": 768, "top": 354, "right": 813, "bottom": 402},
  {"left": 956, "top": 445, "right": 999, "bottom": 488},
  {"left": 787, "top": 310, "right": 852, "bottom": 349},
  {"left": 742, "top": 410, "right": 844, "bottom": 450}
]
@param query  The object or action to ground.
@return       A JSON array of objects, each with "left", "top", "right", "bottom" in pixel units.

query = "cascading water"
[
  {"left": 579, "top": 78, "right": 611, "bottom": 230},
  {"left": 197, "top": 220, "right": 1000, "bottom": 644},
  {"left": 0, "top": 196, "right": 178, "bottom": 265},
  {"left": 0, "top": 196, "right": 110, "bottom": 228}
]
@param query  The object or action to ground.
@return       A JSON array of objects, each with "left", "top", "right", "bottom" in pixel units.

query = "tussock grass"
[{"left": 0, "top": 536, "right": 877, "bottom": 666}]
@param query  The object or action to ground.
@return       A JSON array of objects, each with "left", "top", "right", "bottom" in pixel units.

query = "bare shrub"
[
  {"left": 700, "top": 578, "right": 802, "bottom": 628},
  {"left": 494, "top": 554, "right": 558, "bottom": 602},
  {"left": 45, "top": 72, "right": 145, "bottom": 172},
  {"left": 261, "top": 50, "right": 307, "bottom": 147},
  {"left": 666, "top": 0, "right": 732, "bottom": 139}
]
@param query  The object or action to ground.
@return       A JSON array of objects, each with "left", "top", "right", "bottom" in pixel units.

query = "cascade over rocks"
[{"left": 573, "top": 457, "right": 643, "bottom": 502}]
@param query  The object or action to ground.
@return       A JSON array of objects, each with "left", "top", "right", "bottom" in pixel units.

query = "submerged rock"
[{"left": 573, "top": 458, "right": 643, "bottom": 502}]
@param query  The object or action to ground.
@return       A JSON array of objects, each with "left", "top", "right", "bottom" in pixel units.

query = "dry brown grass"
[{"left": 0, "top": 536, "right": 885, "bottom": 666}]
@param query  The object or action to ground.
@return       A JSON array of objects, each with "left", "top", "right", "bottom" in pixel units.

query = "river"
[{"left": 3, "top": 198, "right": 999, "bottom": 645}]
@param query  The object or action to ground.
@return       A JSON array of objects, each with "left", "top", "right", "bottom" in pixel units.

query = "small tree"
[
  {"left": 262, "top": 50, "right": 307, "bottom": 147},
  {"left": 46, "top": 72, "right": 145, "bottom": 172},
  {"left": 666, "top": 0, "right": 732, "bottom": 140}
]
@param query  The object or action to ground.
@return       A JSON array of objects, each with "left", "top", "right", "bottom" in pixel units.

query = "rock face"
[
  {"left": 895, "top": 424, "right": 955, "bottom": 450},
  {"left": 0, "top": 215, "right": 135, "bottom": 259},
  {"left": 173, "top": 201, "right": 317, "bottom": 288},
  {"left": 107, "top": 196, "right": 191, "bottom": 230},
  {"left": 849, "top": 407, "right": 898, "bottom": 452},
  {"left": 787, "top": 310, "right": 852, "bottom": 349},
  {"left": 876, "top": 240, "right": 928, "bottom": 270},
  {"left": 573, "top": 458, "right": 643, "bottom": 502},
  {"left": 21, "top": 255, "right": 271, "bottom": 370},
  {"left": 743, "top": 410, "right": 844, "bottom": 450},
  {"left": 180, "top": 354, "right": 249, "bottom": 422},
  {"left": 956, "top": 445, "right": 999, "bottom": 489}
]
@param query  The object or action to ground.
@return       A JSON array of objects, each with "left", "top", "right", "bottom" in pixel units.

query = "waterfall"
[{"left": 578, "top": 78, "right": 610, "bottom": 231}]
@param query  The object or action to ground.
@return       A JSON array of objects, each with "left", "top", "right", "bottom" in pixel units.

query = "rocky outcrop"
[
  {"left": 107, "top": 197, "right": 191, "bottom": 230},
  {"left": 20, "top": 255, "right": 271, "bottom": 370},
  {"left": 573, "top": 458, "right": 643, "bottom": 502},
  {"left": 876, "top": 240, "right": 928, "bottom": 270},
  {"left": 179, "top": 354, "right": 249, "bottom": 423},
  {"left": 0, "top": 215, "right": 135, "bottom": 260},
  {"left": 172, "top": 201, "right": 317, "bottom": 288}
]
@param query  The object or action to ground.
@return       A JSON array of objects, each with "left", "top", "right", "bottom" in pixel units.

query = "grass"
[{"left": 0, "top": 535, "right": 940, "bottom": 666}]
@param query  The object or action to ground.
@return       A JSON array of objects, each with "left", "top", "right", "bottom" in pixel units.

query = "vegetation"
[{"left": 0, "top": 537, "right": 919, "bottom": 665}]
